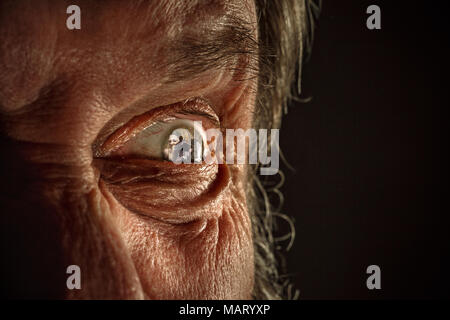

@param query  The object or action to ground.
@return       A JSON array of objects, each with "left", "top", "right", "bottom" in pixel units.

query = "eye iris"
[{"left": 163, "top": 126, "right": 204, "bottom": 163}]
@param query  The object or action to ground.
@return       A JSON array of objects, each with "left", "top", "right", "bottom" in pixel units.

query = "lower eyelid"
[{"left": 94, "top": 158, "right": 230, "bottom": 224}]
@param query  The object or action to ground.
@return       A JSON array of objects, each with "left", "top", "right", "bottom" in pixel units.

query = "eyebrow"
[{"left": 163, "top": 14, "right": 259, "bottom": 83}]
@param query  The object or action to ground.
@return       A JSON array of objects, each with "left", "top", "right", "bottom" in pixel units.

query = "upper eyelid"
[{"left": 176, "top": 110, "right": 220, "bottom": 127}]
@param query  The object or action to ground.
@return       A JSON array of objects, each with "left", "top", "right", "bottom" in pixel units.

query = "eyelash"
[{"left": 96, "top": 98, "right": 220, "bottom": 161}]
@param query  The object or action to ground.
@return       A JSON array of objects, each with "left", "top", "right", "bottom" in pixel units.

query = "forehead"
[
  {"left": 0, "top": 0, "right": 248, "bottom": 37},
  {"left": 0, "top": 0, "right": 256, "bottom": 111}
]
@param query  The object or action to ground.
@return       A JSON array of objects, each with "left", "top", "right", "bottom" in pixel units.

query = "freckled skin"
[{"left": 0, "top": 0, "right": 256, "bottom": 299}]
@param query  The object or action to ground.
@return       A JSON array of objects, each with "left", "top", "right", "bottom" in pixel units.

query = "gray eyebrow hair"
[{"left": 163, "top": 14, "right": 260, "bottom": 83}]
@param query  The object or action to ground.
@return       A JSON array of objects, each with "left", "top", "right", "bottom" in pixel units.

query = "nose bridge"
[
  {"left": 0, "top": 137, "right": 78, "bottom": 298},
  {"left": 0, "top": 134, "right": 98, "bottom": 206},
  {"left": 0, "top": 134, "right": 145, "bottom": 299}
]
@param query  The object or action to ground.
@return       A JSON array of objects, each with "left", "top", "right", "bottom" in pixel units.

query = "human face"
[
  {"left": 168, "top": 135, "right": 180, "bottom": 146},
  {"left": 0, "top": 0, "right": 258, "bottom": 299}
]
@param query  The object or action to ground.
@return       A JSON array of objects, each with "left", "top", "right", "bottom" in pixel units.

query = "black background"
[{"left": 280, "top": 0, "right": 450, "bottom": 299}]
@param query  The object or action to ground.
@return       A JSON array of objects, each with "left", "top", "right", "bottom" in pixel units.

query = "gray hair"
[{"left": 250, "top": 0, "right": 321, "bottom": 300}]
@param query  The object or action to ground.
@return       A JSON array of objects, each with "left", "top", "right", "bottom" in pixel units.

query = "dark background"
[{"left": 280, "top": 0, "right": 449, "bottom": 299}]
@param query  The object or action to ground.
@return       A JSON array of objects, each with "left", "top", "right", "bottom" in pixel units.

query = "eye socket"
[{"left": 92, "top": 99, "right": 229, "bottom": 224}]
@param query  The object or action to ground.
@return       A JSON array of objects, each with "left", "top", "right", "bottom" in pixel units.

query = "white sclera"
[{"left": 121, "top": 119, "right": 208, "bottom": 163}]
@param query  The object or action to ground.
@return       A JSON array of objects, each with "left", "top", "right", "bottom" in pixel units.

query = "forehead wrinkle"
[
  {"left": 80, "top": 0, "right": 251, "bottom": 85},
  {"left": 123, "top": 0, "right": 228, "bottom": 39},
  {"left": 105, "top": 0, "right": 258, "bottom": 87},
  {"left": 163, "top": 13, "right": 259, "bottom": 84},
  {"left": 0, "top": 0, "right": 257, "bottom": 115}
]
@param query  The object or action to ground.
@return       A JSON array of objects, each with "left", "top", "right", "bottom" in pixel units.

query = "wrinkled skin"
[{"left": 0, "top": 0, "right": 257, "bottom": 299}]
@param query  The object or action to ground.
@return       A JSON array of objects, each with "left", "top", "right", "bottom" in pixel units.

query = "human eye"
[
  {"left": 92, "top": 98, "right": 228, "bottom": 224},
  {"left": 96, "top": 98, "right": 219, "bottom": 163}
]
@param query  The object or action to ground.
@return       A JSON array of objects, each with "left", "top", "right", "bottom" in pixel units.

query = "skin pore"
[{"left": 0, "top": 0, "right": 259, "bottom": 299}]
